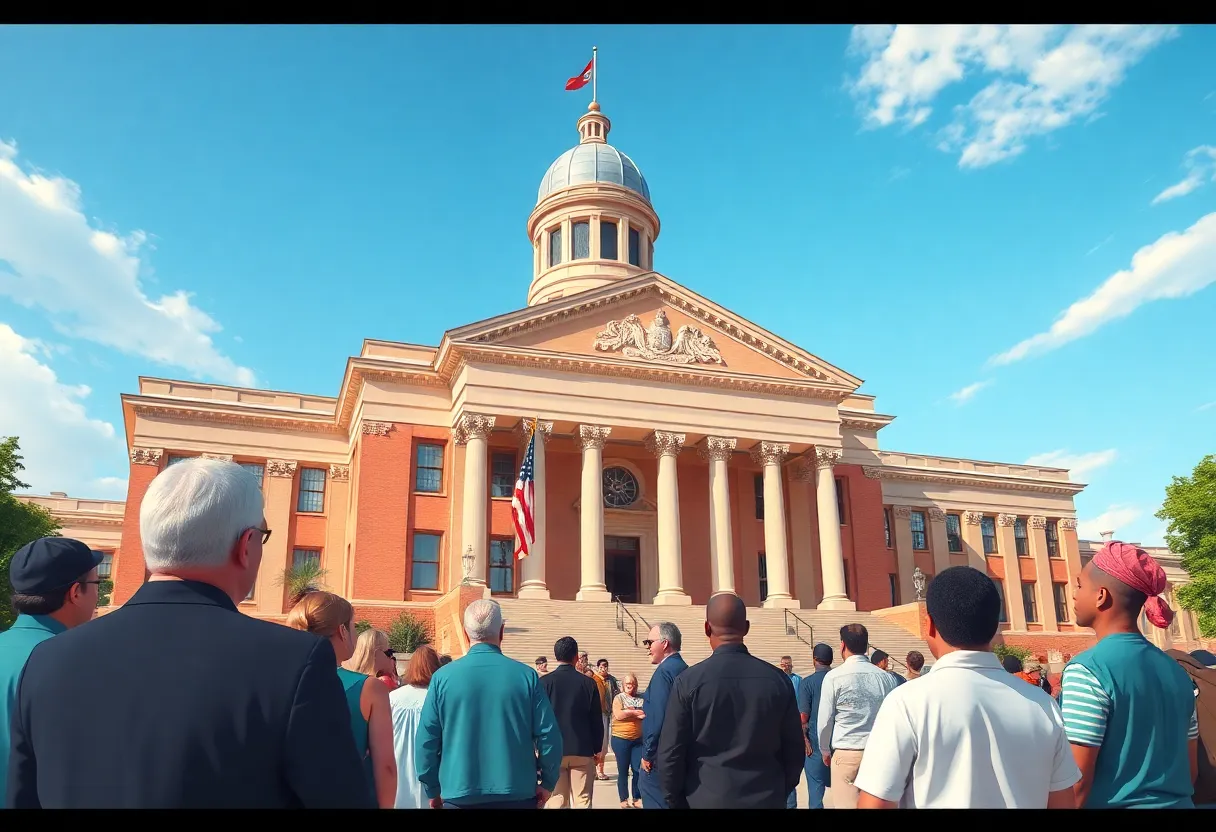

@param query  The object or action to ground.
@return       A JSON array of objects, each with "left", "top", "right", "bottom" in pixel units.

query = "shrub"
[
  {"left": 388, "top": 611, "right": 431, "bottom": 654},
  {"left": 993, "top": 644, "right": 1032, "bottom": 663},
  {"left": 355, "top": 619, "right": 372, "bottom": 636},
  {"left": 278, "top": 560, "right": 328, "bottom": 605}
]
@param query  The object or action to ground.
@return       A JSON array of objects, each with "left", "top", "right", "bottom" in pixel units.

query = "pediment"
[{"left": 443, "top": 274, "right": 861, "bottom": 389}]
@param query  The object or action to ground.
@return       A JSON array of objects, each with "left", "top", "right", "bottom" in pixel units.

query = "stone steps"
[{"left": 495, "top": 599, "right": 932, "bottom": 690}]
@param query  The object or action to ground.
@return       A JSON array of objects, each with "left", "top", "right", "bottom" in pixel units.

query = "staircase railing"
[
  {"left": 873, "top": 647, "right": 910, "bottom": 675},
  {"left": 783, "top": 609, "right": 815, "bottom": 647},
  {"left": 614, "top": 596, "right": 641, "bottom": 647}
]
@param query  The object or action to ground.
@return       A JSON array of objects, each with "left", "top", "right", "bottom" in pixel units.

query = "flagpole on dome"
[{"left": 592, "top": 46, "right": 597, "bottom": 105}]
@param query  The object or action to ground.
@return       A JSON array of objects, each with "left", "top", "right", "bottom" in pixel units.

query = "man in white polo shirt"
[{"left": 854, "top": 566, "right": 1080, "bottom": 809}]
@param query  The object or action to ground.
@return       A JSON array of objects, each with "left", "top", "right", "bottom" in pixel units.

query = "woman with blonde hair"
[
  {"left": 346, "top": 628, "right": 399, "bottom": 689},
  {"left": 287, "top": 591, "right": 397, "bottom": 808},
  {"left": 388, "top": 644, "right": 442, "bottom": 808},
  {"left": 610, "top": 671, "right": 646, "bottom": 808}
]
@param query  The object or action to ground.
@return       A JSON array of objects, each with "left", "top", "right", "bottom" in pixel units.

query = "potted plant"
[{"left": 388, "top": 611, "right": 431, "bottom": 674}]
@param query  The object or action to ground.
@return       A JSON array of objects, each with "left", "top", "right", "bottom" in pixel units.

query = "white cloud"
[
  {"left": 1151, "top": 145, "right": 1216, "bottom": 205},
  {"left": 0, "top": 322, "right": 127, "bottom": 498},
  {"left": 1086, "top": 234, "right": 1114, "bottom": 256},
  {"left": 1024, "top": 448, "right": 1117, "bottom": 481},
  {"left": 1077, "top": 504, "right": 1143, "bottom": 540},
  {"left": 0, "top": 140, "right": 255, "bottom": 386},
  {"left": 847, "top": 25, "right": 1177, "bottom": 168},
  {"left": 948, "top": 379, "right": 991, "bottom": 404},
  {"left": 992, "top": 211, "right": 1216, "bottom": 365}
]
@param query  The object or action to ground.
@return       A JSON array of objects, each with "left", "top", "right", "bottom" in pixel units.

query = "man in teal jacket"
[
  {"left": 415, "top": 598, "right": 562, "bottom": 808},
  {"left": 2, "top": 538, "right": 103, "bottom": 798}
]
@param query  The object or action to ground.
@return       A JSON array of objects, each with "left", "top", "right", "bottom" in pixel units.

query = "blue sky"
[{"left": 1, "top": 25, "right": 1213, "bottom": 546}]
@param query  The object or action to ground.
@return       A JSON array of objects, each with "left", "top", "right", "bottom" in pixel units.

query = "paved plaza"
[{"left": 587, "top": 754, "right": 833, "bottom": 809}]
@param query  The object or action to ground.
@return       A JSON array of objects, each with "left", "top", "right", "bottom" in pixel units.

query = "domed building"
[{"left": 99, "top": 101, "right": 1110, "bottom": 672}]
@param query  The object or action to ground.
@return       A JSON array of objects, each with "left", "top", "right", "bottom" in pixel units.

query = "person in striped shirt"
[{"left": 1062, "top": 541, "right": 1200, "bottom": 808}]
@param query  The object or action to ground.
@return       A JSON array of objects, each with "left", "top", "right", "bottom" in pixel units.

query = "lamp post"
[{"left": 461, "top": 545, "right": 475, "bottom": 586}]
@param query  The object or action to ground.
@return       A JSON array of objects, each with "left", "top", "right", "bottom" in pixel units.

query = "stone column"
[
  {"left": 928, "top": 507, "right": 951, "bottom": 576},
  {"left": 961, "top": 511, "right": 987, "bottom": 572},
  {"left": 892, "top": 506, "right": 917, "bottom": 605},
  {"left": 998, "top": 513, "right": 1027, "bottom": 629},
  {"left": 112, "top": 448, "right": 164, "bottom": 606},
  {"left": 814, "top": 447, "right": 854, "bottom": 611},
  {"left": 258, "top": 460, "right": 297, "bottom": 614},
  {"left": 751, "top": 442, "right": 797, "bottom": 609},
  {"left": 517, "top": 419, "right": 553, "bottom": 600},
  {"left": 700, "top": 437, "right": 737, "bottom": 597},
  {"left": 577, "top": 425, "right": 612, "bottom": 602},
  {"left": 788, "top": 457, "right": 820, "bottom": 606},
  {"left": 455, "top": 414, "right": 496, "bottom": 592},
  {"left": 1058, "top": 518, "right": 1082, "bottom": 624},
  {"left": 648, "top": 430, "right": 690, "bottom": 605},
  {"left": 1029, "top": 515, "right": 1059, "bottom": 631}
]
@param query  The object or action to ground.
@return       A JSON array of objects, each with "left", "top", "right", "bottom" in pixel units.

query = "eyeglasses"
[
  {"left": 383, "top": 649, "right": 395, "bottom": 659},
  {"left": 642, "top": 638, "right": 667, "bottom": 648},
  {"left": 248, "top": 527, "right": 272, "bottom": 545}
]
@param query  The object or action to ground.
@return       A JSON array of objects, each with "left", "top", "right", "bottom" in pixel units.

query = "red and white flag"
[
  {"left": 511, "top": 429, "right": 537, "bottom": 559},
  {"left": 565, "top": 58, "right": 593, "bottom": 91}
]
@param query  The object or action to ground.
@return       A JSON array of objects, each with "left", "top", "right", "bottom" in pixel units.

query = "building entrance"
[{"left": 605, "top": 535, "right": 641, "bottom": 603}]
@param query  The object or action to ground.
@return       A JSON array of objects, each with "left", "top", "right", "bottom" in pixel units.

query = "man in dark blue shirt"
[{"left": 796, "top": 643, "right": 834, "bottom": 809}]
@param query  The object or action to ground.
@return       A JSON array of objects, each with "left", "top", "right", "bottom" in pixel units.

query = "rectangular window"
[
  {"left": 1046, "top": 520, "right": 1060, "bottom": 558},
  {"left": 411, "top": 533, "right": 441, "bottom": 591},
  {"left": 910, "top": 511, "right": 928, "bottom": 551},
  {"left": 292, "top": 548, "right": 321, "bottom": 570},
  {"left": 628, "top": 227, "right": 640, "bottom": 266},
  {"left": 491, "top": 452, "right": 515, "bottom": 498},
  {"left": 98, "top": 552, "right": 113, "bottom": 579},
  {"left": 884, "top": 508, "right": 892, "bottom": 549},
  {"left": 239, "top": 462, "right": 265, "bottom": 490},
  {"left": 600, "top": 220, "right": 618, "bottom": 260},
  {"left": 167, "top": 455, "right": 191, "bottom": 466},
  {"left": 415, "top": 443, "right": 444, "bottom": 493},
  {"left": 1022, "top": 582, "right": 1039, "bottom": 624},
  {"left": 548, "top": 227, "right": 562, "bottom": 267},
  {"left": 946, "top": 513, "right": 963, "bottom": 553},
  {"left": 758, "top": 553, "right": 768, "bottom": 603},
  {"left": 297, "top": 468, "right": 326, "bottom": 513},
  {"left": 994, "top": 578, "right": 1008, "bottom": 623},
  {"left": 753, "top": 473, "right": 764, "bottom": 520},
  {"left": 835, "top": 477, "right": 847, "bottom": 525},
  {"left": 572, "top": 220, "right": 590, "bottom": 259},
  {"left": 1053, "top": 583, "right": 1069, "bottom": 622},
  {"left": 1014, "top": 517, "right": 1029, "bottom": 556},
  {"left": 490, "top": 538, "right": 514, "bottom": 594},
  {"left": 981, "top": 516, "right": 998, "bottom": 554},
  {"left": 889, "top": 574, "right": 899, "bottom": 607},
  {"left": 647, "top": 238, "right": 654, "bottom": 268},
  {"left": 843, "top": 564, "right": 851, "bottom": 599}
]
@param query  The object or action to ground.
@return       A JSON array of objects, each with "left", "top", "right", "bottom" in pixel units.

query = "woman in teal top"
[{"left": 287, "top": 591, "right": 397, "bottom": 808}]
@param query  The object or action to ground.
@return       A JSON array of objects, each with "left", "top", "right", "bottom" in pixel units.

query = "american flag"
[{"left": 511, "top": 429, "right": 537, "bottom": 560}]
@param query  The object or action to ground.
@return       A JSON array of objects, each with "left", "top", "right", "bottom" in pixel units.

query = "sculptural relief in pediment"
[{"left": 593, "top": 310, "right": 725, "bottom": 366}]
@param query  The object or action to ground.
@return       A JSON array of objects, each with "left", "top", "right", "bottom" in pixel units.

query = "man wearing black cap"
[
  {"left": 0, "top": 537, "right": 103, "bottom": 793},
  {"left": 796, "top": 643, "right": 834, "bottom": 809}
]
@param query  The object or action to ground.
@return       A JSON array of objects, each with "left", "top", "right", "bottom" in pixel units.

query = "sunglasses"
[
  {"left": 248, "top": 527, "right": 272, "bottom": 545},
  {"left": 383, "top": 649, "right": 395, "bottom": 659},
  {"left": 642, "top": 638, "right": 667, "bottom": 648}
]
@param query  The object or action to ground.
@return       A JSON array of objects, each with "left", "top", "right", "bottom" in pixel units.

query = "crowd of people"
[{"left": 0, "top": 456, "right": 1210, "bottom": 809}]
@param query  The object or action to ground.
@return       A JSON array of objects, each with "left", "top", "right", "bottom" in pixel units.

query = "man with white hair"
[
  {"left": 6, "top": 458, "right": 373, "bottom": 808},
  {"left": 415, "top": 599, "right": 563, "bottom": 809}
]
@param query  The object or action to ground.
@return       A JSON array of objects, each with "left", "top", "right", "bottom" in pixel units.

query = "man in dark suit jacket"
[
  {"left": 657, "top": 594, "right": 804, "bottom": 809},
  {"left": 639, "top": 621, "right": 688, "bottom": 809},
  {"left": 5, "top": 458, "right": 373, "bottom": 809},
  {"left": 539, "top": 636, "right": 604, "bottom": 808}
]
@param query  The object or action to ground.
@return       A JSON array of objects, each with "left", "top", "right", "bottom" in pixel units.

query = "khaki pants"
[
  {"left": 830, "top": 749, "right": 864, "bottom": 810},
  {"left": 546, "top": 755, "right": 596, "bottom": 808}
]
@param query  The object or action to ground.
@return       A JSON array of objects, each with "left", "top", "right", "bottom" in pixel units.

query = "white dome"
[{"left": 537, "top": 143, "right": 651, "bottom": 205}]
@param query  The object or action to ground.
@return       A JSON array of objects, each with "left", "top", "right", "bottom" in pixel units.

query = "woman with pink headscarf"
[{"left": 1060, "top": 541, "right": 1200, "bottom": 808}]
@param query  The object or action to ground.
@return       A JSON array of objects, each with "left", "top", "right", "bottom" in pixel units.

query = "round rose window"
[{"left": 602, "top": 466, "right": 640, "bottom": 508}]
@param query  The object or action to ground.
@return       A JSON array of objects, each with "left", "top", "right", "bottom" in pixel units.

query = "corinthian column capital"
[
  {"left": 964, "top": 511, "right": 984, "bottom": 525},
  {"left": 997, "top": 513, "right": 1018, "bottom": 527},
  {"left": 129, "top": 448, "right": 163, "bottom": 467},
  {"left": 749, "top": 441, "right": 789, "bottom": 468},
  {"left": 814, "top": 446, "right": 843, "bottom": 470},
  {"left": 1059, "top": 518, "right": 1078, "bottom": 530},
  {"left": 645, "top": 431, "right": 686, "bottom": 458},
  {"left": 518, "top": 419, "right": 553, "bottom": 446},
  {"left": 454, "top": 413, "right": 496, "bottom": 445},
  {"left": 578, "top": 424, "right": 611, "bottom": 450},
  {"left": 698, "top": 436, "right": 737, "bottom": 463}
]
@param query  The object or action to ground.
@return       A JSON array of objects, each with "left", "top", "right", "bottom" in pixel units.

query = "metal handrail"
[
  {"left": 783, "top": 608, "right": 815, "bottom": 647},
  {"left": 614, "top": 596, "right": 641, "bottom": 647},
  {"left": 873, "top": 647, "right": 909, "bottom": 675}
]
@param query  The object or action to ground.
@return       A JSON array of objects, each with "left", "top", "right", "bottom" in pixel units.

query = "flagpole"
[{"left": 592, "top": 46, "right": 597, "bottom": 104}]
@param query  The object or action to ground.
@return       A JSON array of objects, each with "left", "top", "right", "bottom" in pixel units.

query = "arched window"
[{"left": 602, "top": 466, "right": 640, "bottom": 508}]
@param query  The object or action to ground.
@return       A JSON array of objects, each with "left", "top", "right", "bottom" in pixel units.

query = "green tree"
[
  {"left": 1156, "top": 454, "right": 1216, "bottom": 638},
  {"left": 0, "top": 437, "right": 61, "bottom": 631}
]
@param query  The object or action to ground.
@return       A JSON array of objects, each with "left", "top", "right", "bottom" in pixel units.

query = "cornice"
[
  {"left": 862, "top": 465, "right": 1086, "bottom": 496},
  {"left": 838, "top": 407, "right": 896, "bottom": 433},
  {"left": 440, "top": 342, "right": 854, "bottom": 402},
  {"left": 130, "top": 401, "right": 341, "bottom": 436},
  {"left": 56, "top": 514, "right": 125, "bottom": 528}
]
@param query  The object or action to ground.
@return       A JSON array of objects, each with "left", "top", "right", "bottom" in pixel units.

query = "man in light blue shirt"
[
  {"left": 415, "top": 599, "right": 562, "bottom": 809},
  {"left": 816, "top": 623, "right": 898, "bottom": 810},
  {"left": 2, "top": 538, "right": 102, "bottom": 801}
]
